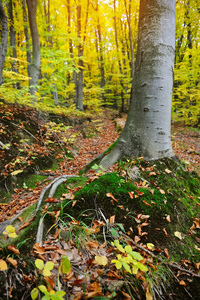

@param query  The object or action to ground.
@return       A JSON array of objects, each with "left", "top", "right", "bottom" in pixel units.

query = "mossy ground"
[{"left": 57, "top": 158, "right": 200, "bottom": 262}]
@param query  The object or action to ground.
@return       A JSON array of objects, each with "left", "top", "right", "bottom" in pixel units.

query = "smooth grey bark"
[
  {"left": 0, "top": 0, "right": 8, "bottom": 85},
  {"left": 22, "top": 0, "right": 31, "bottom": 78},
  {"left": 26, "top": 0, "right": 40, "bottom": 96},
  {"left": 7, "top": 0, "right": 20, "bottom": 87},
  {"left": 100, "top": 0, "right": 176, "bottom": 169}
]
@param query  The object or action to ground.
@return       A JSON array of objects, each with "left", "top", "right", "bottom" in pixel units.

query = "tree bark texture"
[
  {"left": 100, "top": 0, "right": 176, "bottom": 169},
  {"left": 0, "top": 0, "right": 8, "bottom": 85},
  {"left": 26, "top": 0, "right": 40, "bottom": 96}
]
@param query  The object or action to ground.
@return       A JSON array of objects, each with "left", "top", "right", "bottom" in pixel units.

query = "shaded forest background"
[{"left": 0, "top": 0, "right": 199, "bottom": 125}]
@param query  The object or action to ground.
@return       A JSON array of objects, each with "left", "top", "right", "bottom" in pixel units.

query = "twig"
[
  {"left": 119, "top": 232, "right": 200, "bottom": 278},
  {"left": 10, "top": 122, "right": 41, "bottom": 143}
]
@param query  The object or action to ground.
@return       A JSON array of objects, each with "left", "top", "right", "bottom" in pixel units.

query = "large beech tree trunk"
[
  {"left": 26, "top": 0, "right": 40, "bottom": 96},
  {"left": 0, "top": 0, "right": 8, "bottom": 86},
  {"left": 100, "top": 0, "right": 176, "bottom": 169}
]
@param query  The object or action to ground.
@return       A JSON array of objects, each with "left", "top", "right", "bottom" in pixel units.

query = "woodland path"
[{"left": 0, "top": 115, "right": 199, "bottom": 223}]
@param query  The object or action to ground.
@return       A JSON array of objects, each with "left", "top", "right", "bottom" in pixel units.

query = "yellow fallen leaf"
[
  {"left": 0, "top": 259, "right": 8, "bottom": 271},
  {"left": 174, "top": 231, "right": 183, "bottom": 240},
  {"left": 95, "top": 255, "right": 108, "bottom": 266},
  {"left": 147, "top": 243, "right": 155, "bottom": 251},
  {"left": 11, "top": 169, "right": 24, "bottom": 176}
]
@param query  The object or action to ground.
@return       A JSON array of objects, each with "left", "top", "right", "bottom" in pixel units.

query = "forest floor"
[{"left": 0, "top": 105, "right": 200, "bottom": 300}]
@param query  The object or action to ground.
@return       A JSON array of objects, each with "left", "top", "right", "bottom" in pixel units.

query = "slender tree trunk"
[
  {"left": 100, "top": 0, "right": 176, "bottom": 169},
  {"left": 76, "top": 0, "right": 89, "bottom": 110},
  {"left": 113, "top": 0, "right": 125, "bottom": 112},
  {"left": 26, "top": 0, "right": 40, "bottom": 96},
  {"left": 22, "top": 0, "right": 31, "bottom": 78},
  {"left": 7, "top": 0, "right": 20, "bottom": 89},
  {"left": 0, "top": 0, "right": 8, "bottom": 86}
]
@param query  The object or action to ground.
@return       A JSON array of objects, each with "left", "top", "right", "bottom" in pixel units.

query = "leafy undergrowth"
[{"left": 0, "top": 104, "right": 200, "bottom": 299}]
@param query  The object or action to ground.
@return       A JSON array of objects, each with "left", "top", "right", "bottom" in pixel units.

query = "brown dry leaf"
[
  {"left": 136, "top": 190, "right": 144, "bottom": 196},
  {"left": 109, "top": 215, "right": 115, "bottom": 224},
  {"left": 141, "top": 215, "right": 150, "bottom": 220},
  {"left": 121, "top": 290, "right": 132, "bottom": 300},
  {"left": 55, "top": 248, "right": 66, "bottom": 256},
  {"left": 197, "top": 203, "right": 200, "bottom": 207},
  {"left": 106, "top": 193, "right": 118, "bottom": 202},
  {"left": 7, "top": 257, "right": 17, "bottom": 267},
  {"left": 193, "top": 217, "right": 200, "bottom": 228},
  {"left": 143, "top": 200, "right": 151, "bottom": 207},
  {"left": 85, "top": 290, "right": 103, "bottom": 299},
  {"left": 86, "top": 241, "right": 99, "bottom": 250},
  {"left": 159, "top": 189, "right": 165, "bottom": 195},
  {"left": 128, "top": 191, "right": 134, "bottom": 199},
  {"left": 107, "top": 270, "right": 122, "bottom": 279},
  {"left": 188, "top": 195, "right": 195, "bottom": 200},
  {"left": 162, "top": 228, "right": 169, "bottom": 237},
  {"left": 89, "top": 282, "right": 102, "bottom": 292},
  {"left": 179, "top": 280, "right": 186, "bottom": 286},
  {"left": 7, "top": 245, "right": 20, "bottom": 255},
  {"left": 73, "top": 293, "right": 82, "bottom": 300},
  {"left": 33, "top": 243, "right": 45, "bottom": 254},
  {"left": 164, "top": 248, "right": 170, "bottom": 259},
  {"left": 45, "top": 245, "right": 58, "bottom": 251},
  {"left": 54, "top": 228, "right": 61, "bottom": 239},
  {"left": 44, "top": 276, "right": 55, "bottom": 291},
  {"left": 194, "top": 262, "right": 200, "bottom": 270},
  {"left": 149, "top": 172, "right": 157, "bottom": 176},
  {"left": 18, "top": 216, "right": 23, "bottom": 222},
  {"left": 134, "top": 236, "right": 141, "bottom": 243},
  {"left": 72, "top": 200, "right": 77, "bottom": 207},
  {"left": 149, "top": 189, "right": 154, "bottom": 195},
  {"left": 117, "top": 205, "right": 124, "bottom": 210},
  {"left": 45, "top": 197, "right": 59, "bottom": 203},
  {"left": 165, "top": 169, "right": 172, "bottom": 174},
  {"left": 166, "top": 215, "right": 171, "bottom": 222}
]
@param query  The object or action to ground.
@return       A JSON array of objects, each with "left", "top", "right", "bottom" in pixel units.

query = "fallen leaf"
[
  {"left": 136, "top": 190, "right": 144, "bottom": 196},
  {"left": 143, "top": 200, "right": 151, "bottom": 207},
  {"left": 179, "top": 280, "right": 186, "bottom": 286},
  {"left": 109, "top": 215, "right": 115, "bottom": 224},
  {"left": 146, "top": 290, "right": 153, "bottom": 300},
  {"left": 188, "top": 195, "right": 194, "bottom": 200},
  {"left": 89, "top": 282, "right": 101, "bottom": 292},
  {"left": 166, "top": 215, "right": 171, "bottom": 222},
  {"left": 165, "top": 169, "right": 172, "bottom": 174},
  {"left": 162, "top": 228, "right": 169, "bottom": 237},
  {"left": 86, "top": 241, "right": 98, "bottom": 250},
  {"left": 95, "top": 255, "right": 108, "bottom": 266},
  {"left": 0, "top": 259, "right": 8, "bottom": 271},
  {"left": 149, "top": 172, "right": 157, "bottom": 176},
  {"left": 159, "top": 189, "right": 165, "bottom": 194},
  {"left": 147, "top": 243, "right": 155, "bottom": 251},
  {"left": 121, "top": 290, "right": 132, "bottom": 300},
  {"left": 33, "top": 243, "right": 45, "bottom": 254},
  {"left": 164, "top": 248, "right": 170, "bottom": 259},
  {"left": 174, "top": 231, "right": 183, "bottom": 240},
  {"left": 44, "top": 197, "right": 59, "bottom": 203},
  {"left": 128, "top": 191, "right": 134, "bottom": 199},
  {"left": 7, "top": 245, "right": 20, "bottom": 255},
  {"left": 106, "top": 193, "right": 118, "bottom": 202},
  {"left": 149, "top": 189, "right": 154, "bottom": 195},
  {"left": 7, "top": 257, "right": 17, "bottom": 267}
]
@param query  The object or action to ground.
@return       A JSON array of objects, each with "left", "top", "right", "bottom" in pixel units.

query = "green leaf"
[
  {"left": 39, "top": 285, "right": 48, "bottom": 294},
  {"left": 132, "top": 266, "right": 138, "bottom": 274},
  {"left": 115, "top": 223, "right": 125, "bottom": 232},
  {"left": 45, "top": 261, "right": 54, "bottom": 270},
  {"left": 31, "top": 288, "right": 39, "bottom": 300},
  {"left": 122, "top": 261, "right": 132, "bottom": 273},
  {"left": 51, "top": 291, "right": 66, "bottom": 300},
  {"left": 35, "top": 259, "right": 44, "bottom": 270},
  {"left": 111, "top": 259, "right": 122, "bottom": 269},
  {"left": 124, "top": 245, "right": 132, "bottom": 253},
  {"left": 110, "top": 228, "right": 119, "bottom": 238},
  {"left": 41, "top": 295, "right": 50, "bottom": 300},
  {"left": 113, "top": 240, "right": 125, "bottom": 253},
  {"left": 60, "top": 256, "right": 71, "bottom": 274},
  {"left": 129, "top": 251, "right": 143, "bottom": 261},
  {"left": 11, "top": 169, "right": 24, "bottom": 176},
  {"left": 43, "top": 268, "right": 51, "bottom": 277}
]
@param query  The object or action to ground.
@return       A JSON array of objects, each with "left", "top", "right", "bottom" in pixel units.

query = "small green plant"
[
  {"left": 92, "top": 164, "right": 106, "bottom": 175},
  {"left": 111, "top": 240, "right": 148, "bottom": 275},
  {"left": 31, "top": 256, "right": 71, "bottom": 300}
]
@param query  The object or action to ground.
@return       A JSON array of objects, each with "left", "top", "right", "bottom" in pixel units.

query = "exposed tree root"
[{"left": 36, "top": 175, "right": 78, "bottom": 243}]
